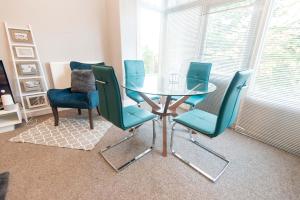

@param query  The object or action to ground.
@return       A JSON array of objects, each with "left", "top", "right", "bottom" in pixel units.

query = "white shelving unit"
[
  {"left": 4, "top": 23, "right": 49, "bottom": 121},
  {"left": 0, "top": 104, "right": 22, "bottom": 133}
]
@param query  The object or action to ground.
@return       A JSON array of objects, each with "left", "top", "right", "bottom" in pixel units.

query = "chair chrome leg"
[
  {"left": 152, "top": 119, "right": 156, "bottom": 147},
  {"left": 99, "top": 120, "right": 156, "bottom": 172},
  {"left": 170, "top": 123, "right": 229, "bottom": 183},
  {"left": 101, "top": 132, "right": 135, "bottom": 153}
]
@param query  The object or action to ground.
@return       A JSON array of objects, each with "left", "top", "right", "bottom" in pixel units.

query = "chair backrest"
[
  {"left": 124, "top": 60, "right": 145, "bottom": 94},
  {"left": 186, "top": 62, "right": 212, "bottom": 89},
  {"left": 70, "top": 61, "right": 105, "bottom": 70},
  {"left": 187, "top": 62, "right": 212, "bottom": 81},
  {"left": 214, "top": 70, "right": 251, "bottom": 136},
  {"left": 92, "top": 65, "right": 124, "bottom": 129}
]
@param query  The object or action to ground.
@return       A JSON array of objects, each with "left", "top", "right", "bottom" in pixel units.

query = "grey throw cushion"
[{"left": 71, "top": 70, "right": 96, "bottom": 93}]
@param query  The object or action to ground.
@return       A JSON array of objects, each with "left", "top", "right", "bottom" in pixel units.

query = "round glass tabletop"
[{"left": 122, "top": 74, "right": 216, "bottom": 96}]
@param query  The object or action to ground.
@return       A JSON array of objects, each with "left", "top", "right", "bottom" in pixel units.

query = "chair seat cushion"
[
  {"left": 171, "top": 95, "right": 206, "bottom": 107},
  {"left": 47, "top": 88, "right": 99, "bottom": 109},
  {"left": 174, "top": 109, "right": 217, "bottom": 137},
  {"left": 122, "top": 105, "right": 156, "bottom": 130},
  {"left": 127, "top": 91, "right": 160, "bottom": 103}
]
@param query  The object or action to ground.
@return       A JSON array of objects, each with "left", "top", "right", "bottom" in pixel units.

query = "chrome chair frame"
[
  {"left": 170, "top": 122, "right": 229, "bottom": 183},
  {"left": 99, "top": 120, "right": 156, "bottom": 172}
]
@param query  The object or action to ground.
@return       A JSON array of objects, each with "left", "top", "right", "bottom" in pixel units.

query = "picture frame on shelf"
[
  {"left": 26, "top": 94, "right": 47, "bottom": 108},
  {"left": 17, "top": 62, "right": 39, "bottom": 76},
  {"left": 8, "top": 28, "right": 33, "bottom": 44},
  {"left": 13, "top": 46, "right": 36, "bottom": 59},
  {"left": 21, "top": 79, "right": 42, "bottom": 92}
]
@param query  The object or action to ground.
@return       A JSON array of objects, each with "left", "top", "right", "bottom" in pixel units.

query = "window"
[
  {"left": 135, "top": 0, "right": 300, "bottom": 155},
  {"left": 158, "top": 0, "right": 259, "bottom": 76},
  {"left": 167, "top": 0, "right": 197, "bottom": 9},
  {"left": 250, "top": 0, "right": 300, "bottom": 107},
  {"left": 163, "top": 4, "right": 203, "bottom": 75},
  {"left": 137, "top": 1, "right": 163, "bottom": 74},
  {"left": 201, "top": 0, "right": 257, "bottom": 75}
]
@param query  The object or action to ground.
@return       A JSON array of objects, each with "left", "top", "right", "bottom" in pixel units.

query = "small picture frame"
[
  {"left": 26, "top": 94, "right": 47, "bottom": 108},
  {"left": 9, "top": 28, "right": 33, "bottom": 43},
  {"left": 21, "top": 79, "right": 42, "bottom": 92},
  {"left": 17, "top": 62, "right": 39, "bottom": 76},
  {"left": 13, "top": 46, "right": 36, "bottom": 59}
]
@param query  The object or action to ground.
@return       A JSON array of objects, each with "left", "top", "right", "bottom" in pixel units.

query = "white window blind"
[
  {"left": 139, "top": 0, "right": 164, "bottom": 10},
  {"left": 237, "top": 0, "right": 300, "bottom": 156},
  {"left": 167, "top": 0, "right": 197, "bottom": 9},
  {"left": 201, "top": 0, "right": 257, "bottom": 75},
  {"left": 250, "top": 0, "right": 300, "bottom": 108},
  {"left": 161, "top": 0, "right": 259, "bottom": 76},
  {"left": 162, "top": 4, "right": 203, "bottom": 75},
  {"left": 136, "top": 0, "right": 300, "bottom": 155}
]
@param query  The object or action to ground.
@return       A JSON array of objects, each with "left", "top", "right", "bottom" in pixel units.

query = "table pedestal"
[{"left": 139, "top": 93, "right": 189, "bottom": 157}]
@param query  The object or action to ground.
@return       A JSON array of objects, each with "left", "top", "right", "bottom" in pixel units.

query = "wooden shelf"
[
  {"left": 0, "top": 108, "right": 19, "bottom": 115},
  {"left": 26, "top": 106, "right": 50, "bottom": 113},
  {"left": 15, "top": 59, "right": 39, "bottom": 62},
  {"left": 0, "top": 104, "right": 22, "bottom": 130},
  {"left": 11, "top": 43, "right": 35, "bottom": 47},
  {"left": 7, "top": 26, "right": 30, "bottom": 31},
  {"left": 19, "top": 76, "right": 42, "bottom": 80},
  {"left": 5, "top": 23, "right": 49, "bottom": 122},
  {"left": 21, "top": 91, "right": 47, "bottom": 97},
  {"left": 0, "top": 116, "right": 21, "bottom": 128}
]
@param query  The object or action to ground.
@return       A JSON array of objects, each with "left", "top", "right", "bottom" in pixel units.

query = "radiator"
[{"left": 236, "top": 97, "right": 300, "bottom": 156}]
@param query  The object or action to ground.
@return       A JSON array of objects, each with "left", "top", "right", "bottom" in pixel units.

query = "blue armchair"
[{"left": 47, "top": 61, "right": 103, "bottom": 129}]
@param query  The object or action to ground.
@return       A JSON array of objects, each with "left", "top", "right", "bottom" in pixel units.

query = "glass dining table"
[{"left": 122, "top": 74, "right": 217, "bottom": 157}]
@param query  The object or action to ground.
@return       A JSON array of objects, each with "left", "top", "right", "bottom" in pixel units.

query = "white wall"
[
  {"left": 0, "top": 0, "right": 108, "bottom": 99},
  {"left": 120, "top": 0, "right": 138, "bottom": 60},
  {"left": 104, "top": 0, "right": 124, "bottom": 88}
]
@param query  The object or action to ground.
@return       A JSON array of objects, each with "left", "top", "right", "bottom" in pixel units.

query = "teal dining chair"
[
  {"left": 171, "top": 62, "right": 212, "bottom": 109},
  {"left": 92, "top": 64, "right": 157, "bottom": 172},
  {"left": 170, "top": 70, "right": 251, "bottom": 182},
  {"left": 124, "top": 60, "right": 160, "bottom": 106}
]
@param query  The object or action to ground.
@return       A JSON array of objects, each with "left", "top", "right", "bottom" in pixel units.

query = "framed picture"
[
  {"left": 21, "top": 79, "right": 42, "bottom": 92},
  {"left": 17, "top": 62, "right": 39, "bottom": 76},
  {"left": 9, "top": 28, "right": 33, "bottom": 43},
  {"left": 26, "top": 94, "right": 47, "bottom": 108},
  {"left": 13, "top": 46, "right": 36, "bottom": 59}
]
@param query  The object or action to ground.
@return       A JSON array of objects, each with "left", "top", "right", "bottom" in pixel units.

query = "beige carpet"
[
  {"left": 9, "top": 117, "right": 111, "bottom": 150},
  {"left": 0, "top": 109, "right": 299, "bottom": 200}
]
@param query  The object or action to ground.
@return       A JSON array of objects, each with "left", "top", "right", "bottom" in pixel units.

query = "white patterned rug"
[{"left": 9, "top": 117, "right": 112, "bottom": 150}]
